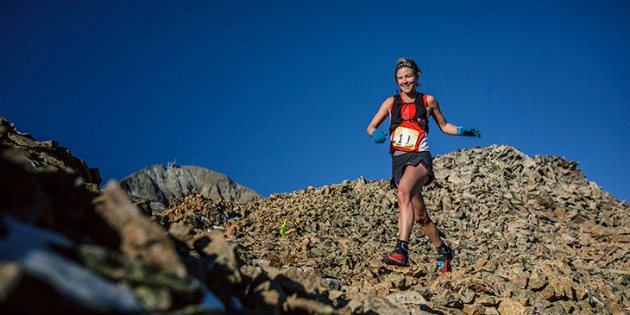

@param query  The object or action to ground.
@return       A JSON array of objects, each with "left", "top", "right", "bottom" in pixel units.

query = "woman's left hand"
[{"left": 457, "top": 126, "right": 481, "bottom": 138}]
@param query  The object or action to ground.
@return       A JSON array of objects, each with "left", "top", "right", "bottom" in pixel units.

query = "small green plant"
[
  {"left": 270, "top": 254, "right": 297, "bottom": 268},
  {"left": 280, "top": 219, "right": 288, "bottom": 239}
]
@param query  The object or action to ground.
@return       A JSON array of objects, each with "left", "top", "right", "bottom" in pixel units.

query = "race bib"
[{"left": 392, "top": 126, "right": 419, "bottom": 150}]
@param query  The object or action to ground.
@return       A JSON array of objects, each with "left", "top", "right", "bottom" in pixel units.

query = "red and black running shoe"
[
  {"left": 437, "top": 245, "right": 454, "bottom": 275},
  {"left": 439, "top": 259, "right": 452, "bottom": 275},
  {"left": 384, "top": 251, "right": 409, "bottom": 267},
  {"left": 384, "top": 240, "right": 410, "bottom": 266}
]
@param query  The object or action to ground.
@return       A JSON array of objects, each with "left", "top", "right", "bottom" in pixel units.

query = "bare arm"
[
  {"left": 426, "top": 95, "right": 459, "bottom": 136},
  {"left": 367, "top": 96, "right": 394, "bottom": 137}
]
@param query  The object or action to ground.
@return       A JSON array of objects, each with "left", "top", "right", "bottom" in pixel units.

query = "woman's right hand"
[{"left": 372, "top": 130, "right": 388, "bottom": 143}]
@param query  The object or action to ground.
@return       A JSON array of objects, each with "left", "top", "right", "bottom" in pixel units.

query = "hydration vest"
[{"left": 389, "top": 93, "right": 429, "bottom": 152}]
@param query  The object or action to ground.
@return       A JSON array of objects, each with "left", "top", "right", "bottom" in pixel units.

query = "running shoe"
[
  {"left": 437, "top": 246, "right": 454, "bottom": 275},
  {"left": 384, "top": 251, "right": 410, "bottom": 267},
  {"left": 439, "top": 259, "right": 452, "bottom": 275}
]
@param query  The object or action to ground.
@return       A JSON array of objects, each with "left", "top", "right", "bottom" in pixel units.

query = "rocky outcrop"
[
  {"left": 119, "top": 164, "right": 264, "bottom": 212},
  {"left": 0, "top": 117, "right": 101, "bottom": 189}
]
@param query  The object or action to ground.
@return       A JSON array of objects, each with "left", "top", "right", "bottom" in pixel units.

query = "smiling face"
[{"left": 396, "top": 67, "right": 418, "bottom": 94}]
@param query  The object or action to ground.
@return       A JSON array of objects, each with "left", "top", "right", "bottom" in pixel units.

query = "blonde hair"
[{"left": 394, "top": 58, "right": 422, "bottom": 88}]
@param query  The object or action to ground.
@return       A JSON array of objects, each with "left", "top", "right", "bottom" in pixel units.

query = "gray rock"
[
  {"left": 0, "top": 216, "right": 144, "bottom": 313},
  {"left": 386, "top": 290, "right": 428, "bottom": 305},
  {"left": 118, "top": 164, "right": 264, "bottom": 212}
]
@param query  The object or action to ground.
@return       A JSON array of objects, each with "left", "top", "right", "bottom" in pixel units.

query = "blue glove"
[
  {"left": 457, "top": 126, "right": 481, "bottom": 138},
  {"left": 372, "top": 130, "right": 388, "bottom": 143}
]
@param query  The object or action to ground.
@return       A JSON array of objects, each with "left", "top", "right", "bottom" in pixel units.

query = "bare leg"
[
  {"left": 397, "top": 166, "right": 453, "bottom": 273},
  {"left": 412, "top": 192, "right": 442, "bottom": 247},
  {"left": 396, "top": 163, "right": 428, "bottom": 242}
]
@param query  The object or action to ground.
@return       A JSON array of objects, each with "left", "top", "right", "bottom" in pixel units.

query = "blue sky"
[{"left": 2, "top": 1, "right": 629, "bottom": 202}]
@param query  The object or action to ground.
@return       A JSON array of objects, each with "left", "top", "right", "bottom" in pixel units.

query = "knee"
[{"left": 397, "top": 186, "right": 412, "bottom": 203}]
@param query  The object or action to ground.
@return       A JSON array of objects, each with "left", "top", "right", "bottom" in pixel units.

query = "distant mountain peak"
[{"left": 118, "top": 164, "right": 263, "bottom": 212}]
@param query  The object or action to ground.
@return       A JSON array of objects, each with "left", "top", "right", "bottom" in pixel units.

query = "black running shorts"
[{"left": 390, "top": 151, "right": 435, "bottom": 189}]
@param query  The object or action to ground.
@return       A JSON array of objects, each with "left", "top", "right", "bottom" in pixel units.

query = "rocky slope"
[
  {"left": 119, "top": 164, "right": 264, "bottom": 212},
  {"left": 160, "top": 145, "right": 629, "bottom": 314},
  {"left": 0, "top": 117, "right": 628, "bottom": 314}
]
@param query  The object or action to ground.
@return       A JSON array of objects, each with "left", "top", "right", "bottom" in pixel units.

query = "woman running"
[{"left": 367, "top": 58, "right": 480, "bottom": 274}]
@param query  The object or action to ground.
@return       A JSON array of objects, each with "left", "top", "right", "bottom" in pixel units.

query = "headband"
[{"left": 395, "top": 62, "right": 416, "bottom": 74}]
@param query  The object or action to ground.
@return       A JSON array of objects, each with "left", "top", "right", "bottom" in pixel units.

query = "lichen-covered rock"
[{"left": 94, "top": 183, "right": 188, "bottom": 279}]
